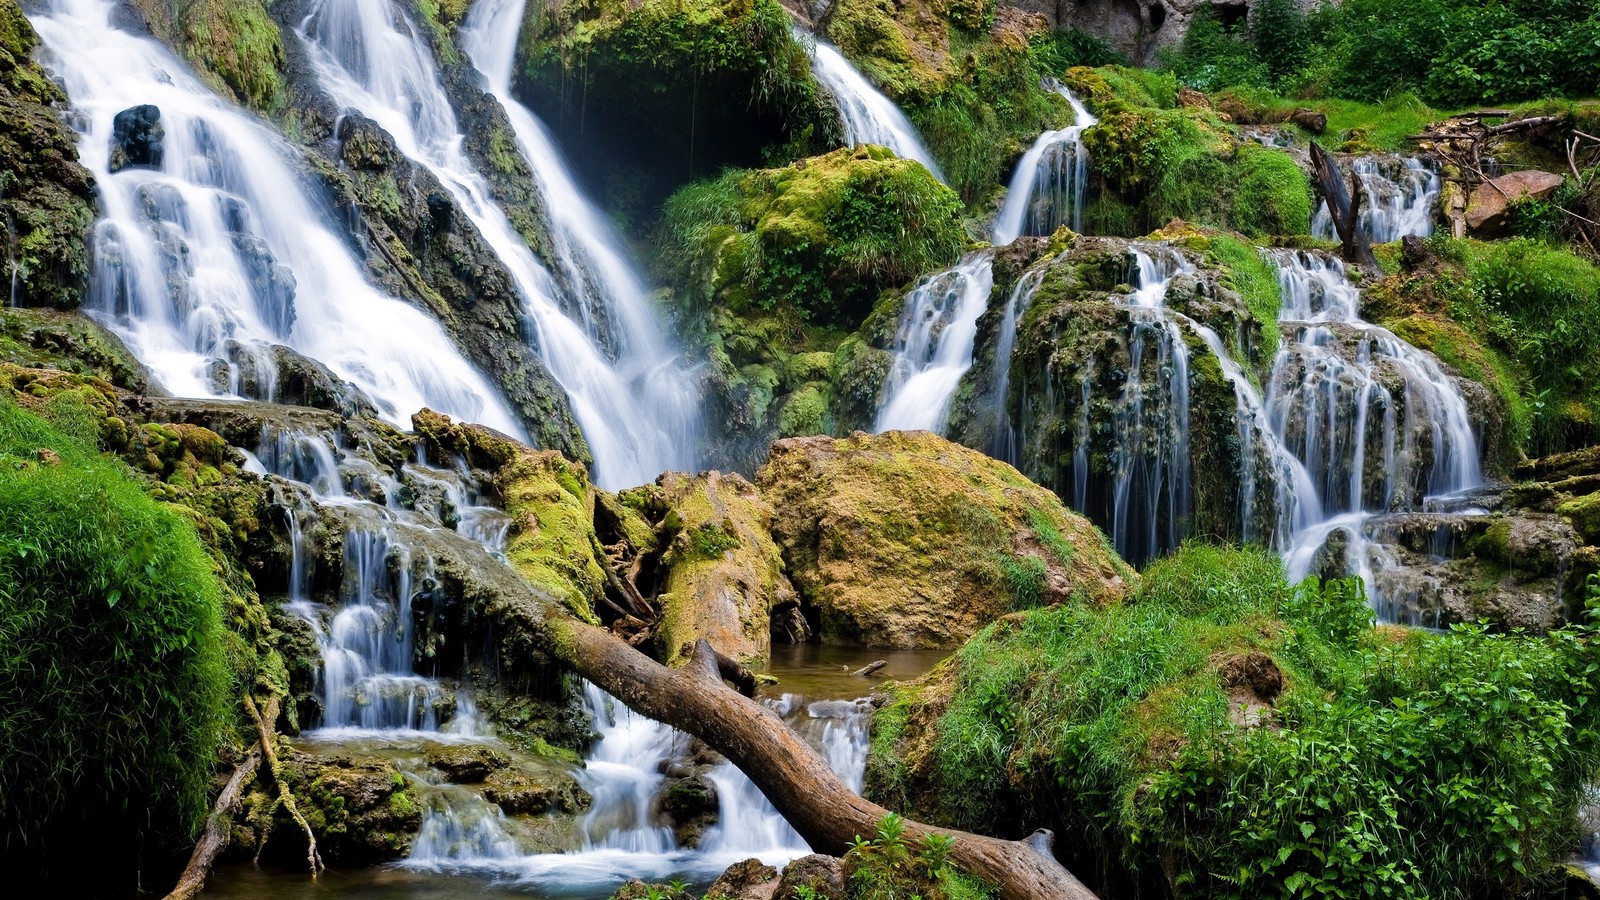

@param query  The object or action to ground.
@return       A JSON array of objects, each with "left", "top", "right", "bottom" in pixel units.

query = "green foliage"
[
  {"left": 1160, "top": 0, "right": 1600, "bottom": 108},
  {"left": 845, "top": 814, "right": 996, "bottom": 900},
  {"left": 686, "top": 523, "right": 740, "bottom": 560},
  {"left": 1229, "top": 145, "right": 1311, "bottom": 239},
  {"left": 0, "top": 399, "right": 230, "bottom": 887},
  {"left": 998, "top": 553, "right": 1047, "bottom": 610},
  {"left": 878, "top": 542, "right": 1600, "bottom": 897},
  {"left": 659, "top": 146, "right": 965, "bottom": 327}
]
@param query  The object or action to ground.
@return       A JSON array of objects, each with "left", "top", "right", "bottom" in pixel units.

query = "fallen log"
[
  {"left": 1309, "top": 142, "right": 1380, "bottom": 272},
  {"left": 243, "top": 693, "right": 323, "bottom": 876},
  {"left": 161, "top": 750, "right": 262, "bottom": 900},
  {"left": 852, "top": 660, "right": 889, "bottom": 677},
  {"left": 551, "top": 626, "right": 1100, "bottom": 900}
]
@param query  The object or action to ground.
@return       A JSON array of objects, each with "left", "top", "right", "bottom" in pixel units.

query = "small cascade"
[
  {"left": 404, "top": 686, "right": 876, "bottom": 890},
  {"left": 1312, "top": 156, "right": 1441, "bottom": 243},
  {"left": 992, "top": 82, "right": 1097, "bottom": 244},
  {"left": 25, "top": 0, "right": 522, "bottom": 436},
  {"left": 875, "top": 253, "right": 996, "bottom": 434},
  {"left": 982, "top": 270, "right": 1045, "bottom": 465},
  {"left": 1266, "top": 250, "right": 1483, "bottom": 618},
  {"left": 298, "top": 0, "right": 697, "bottom": 488},
  {"left": 798, "top": 28, "right": 945, "bottom": 181}
]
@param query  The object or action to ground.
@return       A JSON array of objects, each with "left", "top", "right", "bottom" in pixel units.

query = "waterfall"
[
  {"left": 25, "top": 0, "right": 522, "bottom": 436},
  {"left": 297, "top": 0, "right": 698, "bottom": 489},
  {"left": 875, "top": 253, "right": 996, "bottom": 434},
  {"left": 460, "top": 0, "right": 703, "bottom": 481},
  {"left": 1267, "top": 250, "right": 1482, "bottom": 617},
  {"left": 798, "top": 29, "right": 945, "bottom": 181},
  {"left": 992, "top": 83, "right": 1097, "bottom": 244},
  {"left": 1312, "top": 156, "right": 1441, "bottom": 243},
  {"left": 982, "top": 270, "right": 1045, "bottom": 464}
]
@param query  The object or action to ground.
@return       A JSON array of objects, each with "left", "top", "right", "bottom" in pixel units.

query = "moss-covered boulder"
[
  {"left": 244, "top": 747, "right": 422, "bottom": 864},
  {"left": 756, "top": 430, "right": 1133, "bottom": 647},
  {"left": 0, "top": 0, "right": 96, "bottom": 310},
  {"left": 652, "top": 471, "right": 797, "bottom": 665},
  {"left": 514, "top": 0, "right": 837, "bottom": 228},
  {"left": 660, "top": 146, "right": 964, "bottom": 470}
]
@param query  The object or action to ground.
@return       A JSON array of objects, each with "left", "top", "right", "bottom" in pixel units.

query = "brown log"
[
  {"left": 851, "top": 660, "right": 889, "bottom": 677},
  {"left": 1309, "top": 142, "right": 1380, "bottom": 272},
  {"left": 162, "top": 751, "right": 262, "bottom": 900},
  {"left": 1486, "top": 115, "right": 1561, "bottom": 137},
  {"left": 550, "top": 626, "right": 1100, "bottom": 900}
]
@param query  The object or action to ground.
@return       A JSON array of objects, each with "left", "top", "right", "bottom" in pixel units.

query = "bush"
[
  {"left": 0, "top": 399, "right": 229, "bottom": 890},
  {"left": 871, "top": 543, "right": 1600, "bottom": 897}
]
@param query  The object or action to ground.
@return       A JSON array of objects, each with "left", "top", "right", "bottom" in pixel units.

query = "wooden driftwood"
[{"left": 1309, "top": 142, "right": 1380, "bottom": 272}]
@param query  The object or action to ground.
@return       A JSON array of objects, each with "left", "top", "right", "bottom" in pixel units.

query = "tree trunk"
[
  {"left": 162, "top": 751, "right": 261, "bottom": 900},
  {"left": 551, "top": 624, "right": 1100, "bottom": 900},
  {"left": 1310, "top": 142, "right": 1380, "bottom": 272}
]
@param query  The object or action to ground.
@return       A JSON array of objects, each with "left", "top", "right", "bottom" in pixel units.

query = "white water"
[
  {"left": 461, "top": 0, "right": 702, "bottom": 483},
  {"left": 1312, "top": 156, "right": 1441, "bottom": 243},
  {"left": 1268, "top": 250, "right": 1482, "bottom": 615},
  {"left": 404, "top": 685, "right": 875, "bottom": 891},
  {"left": 799, "top": 29, "right": 945, "bottom": 181},
  {"left": 875, "top": 253, "right": 996, "bottom": 434},
  {"left": 26, "top": 0, "right": 522, "bottom": 436},
  {"left": 297, "top": 0, "right": 697, "bottom": 489},
  {"left": 992, "top": 83, "right": 1097, "bottom": 244}
]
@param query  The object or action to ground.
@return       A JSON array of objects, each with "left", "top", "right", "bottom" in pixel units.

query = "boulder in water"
[
  {"left": 109, "top": 104, "right": 163, "bottom": 172},
  {"left": 1465, "top": 170, "right": 1564, "bottom": 235}
]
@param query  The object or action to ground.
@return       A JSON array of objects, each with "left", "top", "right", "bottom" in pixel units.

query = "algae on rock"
[{"left": 757, "top": 430, "right": 1133, "bottom": 647}]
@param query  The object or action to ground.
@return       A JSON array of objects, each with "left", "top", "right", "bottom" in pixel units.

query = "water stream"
[
  {"left": 297, "top": 0, "right": 697, "bottom": 489},
  {"left": 1312, "top": 156, "right": 1441, "bottom": 244},
  {"left": 799, "top": 28, "right": 945, "bottom": 182},
  {"left": 991, "top": 82, "right": 1097, "bottom": 244},
  {"left": 874, "top": 252, "right": 995, "bottom": 434},
  {"left": 27, "top": 0, "right": 523, "bottom": 436}
]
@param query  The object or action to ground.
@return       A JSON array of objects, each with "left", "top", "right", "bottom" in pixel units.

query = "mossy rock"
[
  {"left": 756, "top": 430, "right": 1133, "bottom": 647},
  {"left": 654, "top": 470, "right": 797, "bottom": 665}
]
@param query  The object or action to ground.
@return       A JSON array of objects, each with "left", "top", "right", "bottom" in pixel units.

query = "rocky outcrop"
[
  {"left": 651, "top": 471, "right": 798, "bottom": 665},
  {"left": 1465, "top": 170, "right": 1565, "bottom": 235},
  {"left": 998, "top": 0, "right": 1275, "bottom": 66},
  {"left": 109, "top": 104, "right": 163, "bottom": 171},
  {"left": 757, "top": 430, "right": 1135, "bottom": 647},
  {"left": 245, "top": 746, "right": 422, "bottom": 864},
  {"left": 0, "top": 0, "right": 96, "bottom": 310}
]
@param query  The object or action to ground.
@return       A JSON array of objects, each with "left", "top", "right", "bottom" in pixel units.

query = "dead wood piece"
[
  {"left": 851, "top": 660, "right": 889, "bottom": 678},
  {"left": 244, "top": 693, "right": 324, "bottom": 876},
  {"left": 162, "top": 751, "right": 262, "bottom": 900}
]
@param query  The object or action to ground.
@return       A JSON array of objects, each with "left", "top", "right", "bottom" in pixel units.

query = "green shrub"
[
  {"left": 873, "top": 542, "right": 1600, "bottom": 897},
  {"left": 0, "top": 399, "right": 229, "bottom": 890},
  {"left": 1229, "top": 145, "right": 1311, "bottom": 238}
]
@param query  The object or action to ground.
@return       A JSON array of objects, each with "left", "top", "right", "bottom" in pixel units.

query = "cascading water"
[
  {"left": 403, "top": 685, "right": 876, "bottom": 890},
  {"left": 1312, "top": 156, "right": 1441, "bottom": 243},
  {"left": 25, "top": 0, "right": 522, "bottom": 437},
  {"left": 875, "top": 253, "right": 996, "bottom": 434},
  {"left": 1267, "top": 250, "right": 1482, "bottom": 619},
  {"left": 460, "top": 0, "right": 703, "bottom": 481},
  {"left": 991, "top": 82, "right": 1097, "bottom": 244},
  {"left": 798, "top": 28, "right": 945, "bottom": 182},
  {"left": 297, "top": 0, "right": 697, "bottom": 489}
]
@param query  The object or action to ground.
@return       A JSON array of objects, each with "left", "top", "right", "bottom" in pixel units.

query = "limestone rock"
[
  {"left": 482, "top": 764, "right": 591, "bottom": 816},
  {"left": 758, "top": 431, "right": 1134, "bottom": 647},
  {"left": 425, "top": 744, "right": 509, "bottom": 783},
  {"left": 1177, "top": 86, "right": 1211, "bottom": 110},
  {"left": 110, "top": 104, "right": 163, "bottom": 172},
  {"left": 707, "top": 858, "right": 780, "bottom": 900},
  {"left": 253, "top": 746, "right": 422, "bottom": 863},
  {"left": 1466, "top": 170, "right": 1565, "bottom": 235},
  {"left": 655, "top": 470, "right": 798, "bottom": 665},
  {"left": 775, "top": 854, "right": 847, "bottom": 900}
]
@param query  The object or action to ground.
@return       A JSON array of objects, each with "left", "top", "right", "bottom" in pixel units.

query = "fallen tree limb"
[
  {"left": 852, "top": 660, "right": 888, "bottom": 677},
  {"left": 1309, "top": 142, "right": 1380, "bottom": 272},
  {"left": 243, "top": 693, "right": 323, "bottom": 876},
  {"left": 162, "top": 750, "right": 262, "bottom": 900},
  {"left": 549, "top": 626, "right": 1100, "bottom": 900}
]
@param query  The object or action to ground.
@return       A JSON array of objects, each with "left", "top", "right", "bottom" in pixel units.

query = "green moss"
[
  {"left": 777, "top": 383, "right": 831, "bottom": 437},
  {"left": 497, "top": 451, "right": 606, "bottom": 623},
  {"left": 1560, "top": 493, "right": 1600, "bottom": 546},
  {"left": 175, "top": 0, "right": 285, "bottom": 113},
  {"left": 1231, "top": 145, "right": 1312, "bottom": 238},
  {"left": 1206, "top": 234, "right": 1282, "bottom": 349}
]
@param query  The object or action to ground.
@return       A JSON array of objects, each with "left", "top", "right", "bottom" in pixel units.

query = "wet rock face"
[
  {"left": 240, "top": 747, "right": 423, "bottom": 864},
  {"left": 776, "top": 854, "right": 847, "bottom": 900},
  {"left": 707, "top": 858, "right": 780, "bottom": 900},
  {"left": 109, "top": 104, "right": 164, "bottom": 172}
]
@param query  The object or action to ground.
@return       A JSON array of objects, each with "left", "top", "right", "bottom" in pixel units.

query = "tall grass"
[{"left": 0, "top": 398, "right": 229, "bottom": 888}]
